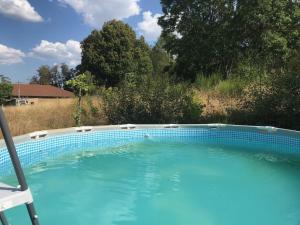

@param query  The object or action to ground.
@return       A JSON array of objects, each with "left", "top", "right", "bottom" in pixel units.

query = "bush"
[
  {"left": 80, "top": 97, "right": 105, "bottom": 126},
  {"left": 0, "top": 82, "right": 13, "bottom": 105},
  {"left": 230, "top": 71, "right": 300, "bottom": 130},
  {"left": 102, "top": 75, "right": 203, "bottom": 124}
]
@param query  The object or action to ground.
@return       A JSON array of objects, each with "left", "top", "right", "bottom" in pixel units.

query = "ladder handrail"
[
  {"left": 0, "top": 108, "right": 40, "bottom": 225},
  {"left": 0, "top": 108, "right": 28, "bottom": 191}
]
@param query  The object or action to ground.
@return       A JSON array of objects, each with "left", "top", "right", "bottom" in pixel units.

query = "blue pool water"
[{"left": 4, "top": 138, "right": 300, "bottom": 225}]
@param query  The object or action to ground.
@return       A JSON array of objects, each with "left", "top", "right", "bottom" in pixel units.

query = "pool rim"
[{"left": 1, "top": 123, "right": 299, "bottom": 148}]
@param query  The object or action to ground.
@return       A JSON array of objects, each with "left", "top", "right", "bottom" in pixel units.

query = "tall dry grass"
[
  {"left": 2, "top": 97, "right": 107, "bottom": 137},
  {"left": 195, "top": 89, "right": 239, "bottom": 123}
]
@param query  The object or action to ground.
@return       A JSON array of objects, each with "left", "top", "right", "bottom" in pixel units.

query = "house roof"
[{"left": 12, "top": 84, "right": 74, "bottom": 98}]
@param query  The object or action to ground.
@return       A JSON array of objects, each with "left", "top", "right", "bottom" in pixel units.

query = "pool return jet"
[{"left": 0, "top": 108, "right": 40, "bottom": 225}]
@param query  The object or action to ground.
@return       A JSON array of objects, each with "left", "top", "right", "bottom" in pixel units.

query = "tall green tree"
[
  {"left": 133, "top": 36, "right": 153, "bottom": 77},
  {"left": 30, "top": 64, "right": 76, "bottom": 88},
  {"left": 50, "top": 63, "right": 76, "bottom": 88},
  {"left": 80, "top": 20, "right": 153, "bottom": 86},
  {"left": 150, "top": 37, "right": 173, "bottom": 76},
  {"left": 234, "top": 0, "right": 300, "bottom": 69},
  {"left": 61, "top": 64, "right": 76, "bottom": 83},
  {"left": 30, "top": 65, "right": 52, "bottom": 85},
  {"left": 50, "top": 65, "right": 64, "bottom": 88},
  {"left": 159, "top": 0, "right": 300, "bottom": 81}
]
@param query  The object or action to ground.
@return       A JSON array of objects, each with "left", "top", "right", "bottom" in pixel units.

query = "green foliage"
[
  {"left": 0, "top": 78, "right": 12, "bottom": 105},
  {"left": 80, "top": 97, "right": 102, "bottom": 126},
  {"left": 159, "top": 0, "right": 300, "bottom": 80},
  {"left": 228, "top": 46, "right": 300, "bottom": 129},
  {"left": 231, "top": 70, "right": 300, "bottom": 129},
  {"left": 195, "top": 73, "right": 246, "bottom": 97},
  {"left": 66, "top": 72, "right": 96, "bottom": 126},
  {"left": 30, "top": 64, "right": 76, "bottom": 88},
  {"left": 195, "top": 73, "right": 222, "bottom": 90},
  {"left": 214, "top": 79, "right": 245, "bottom": 98},
  {"left": 31, "top": 65, "right": 52, "bottom": 85},
  {"left": 150, "top": 37, "right": 173, "bottom": 76},
  {"left": 133, "top": 36, "right": 154, "bottom": 76},
  {"left": 66, "top": 72, "right": 95, "bottom": 96},
  {"left": 102, "top": 75, "right": 203, "bottom": 124},
  {"left": 235, "top": 1, "right": 300, "bottom": 68},
  {"left": 51, "top": 64, "right": 76, "bottom": 88},
  {"left": 80, "top": 20, "right": 153, "bottom": 86}
]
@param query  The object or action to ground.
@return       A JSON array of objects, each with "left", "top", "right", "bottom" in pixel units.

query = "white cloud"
[
  {"left": 58, "top": 0, "right": 140, "bottom": 27},
  {"left": 0, "top": 0, "right": 43, "bottom": 22},
  {"left": 138, "top": 11, "right": 162, "bottom": 42},
  {"left": 0, "top": 43, "right": 25, "bottom": 65},
  {"left": 29, "top": 40, "right": 81, "bottom": 66}
]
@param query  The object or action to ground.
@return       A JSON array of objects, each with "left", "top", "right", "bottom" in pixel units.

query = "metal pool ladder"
[{"left": 0, "top": 108, "right": 40, "bottom": 225}]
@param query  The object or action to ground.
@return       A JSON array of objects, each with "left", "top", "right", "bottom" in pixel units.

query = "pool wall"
[{"left": 0, "top": 124, "right": 300, "bottom": 176}]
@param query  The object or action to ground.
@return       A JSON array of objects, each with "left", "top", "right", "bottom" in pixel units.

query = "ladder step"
[{"left": 0, "top": 182, "right": 33, "bottom": 211}]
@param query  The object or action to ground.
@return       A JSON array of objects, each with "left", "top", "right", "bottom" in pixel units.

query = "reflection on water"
[{"left": 4, "top": 139, "right": 300, "bottom": 225}]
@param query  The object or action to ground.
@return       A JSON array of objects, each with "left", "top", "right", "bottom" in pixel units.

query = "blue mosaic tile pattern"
[{"left": 0, "top": 127, "right": 299, "bottom": 176}]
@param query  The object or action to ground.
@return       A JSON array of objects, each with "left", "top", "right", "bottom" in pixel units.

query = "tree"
[
  {"left": 66, "top": 72, "right": 95, "bottom": 126},
  {"left": 80, "top": 20, "right": 153, "bottom": 86},
  {"left": 233, "top": 0, "right": 300, "bottom": 70},
  {"left": 50, "top": 65, "right": 63, "bottom": 88},
  {"left": 61, "top": 64, "right": 76, "bottom": 83},
  {"left": 30, "top": 64, "right": 76, "bottom": 88},
  {"left": 133, "top": 36, "right": 153, "bottom": 77},
  {"left": 150, "top": 37, "right": 173, "bottom": 76},
  {"left": 36, "top": 65, "right": 52, "bottom": 85},
  {"left": 30, "top": 65, "right": 52, "bottom": 85},
  {"left": 230, "top": 44, "right": 300, "bottom": 130},
  {"left": 0, "top": 74, "right": 11, "bottom": 83},
  {"left": 0, "top": 76, "right": 12, "bottom": 105},
  {"left": 50, "top": 63, "right": 76, "bottom": 88},
  {"left": 158, "top": 0, "right": 300, "bottom": 81},
  {"left": 29, "top": 75, "right": 39, "bottom": 84}
]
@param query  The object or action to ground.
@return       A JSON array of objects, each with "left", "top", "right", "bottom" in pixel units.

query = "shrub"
[
  {"left": 102, "top": 75, "right": 203, "bottom": 124},
  {"left": 230, "top": 71, "right": 300, "bottom": 130},
  {"left": 80, "top": 97, "right": 105, "bottom": 126},
  {"left": 0, "top": 82, "right": 13, "bottom": 105}
]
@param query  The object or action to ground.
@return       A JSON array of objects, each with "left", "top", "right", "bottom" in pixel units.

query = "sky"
[{"left": 0, "top": 0, "right": 163, "bottom": 82}]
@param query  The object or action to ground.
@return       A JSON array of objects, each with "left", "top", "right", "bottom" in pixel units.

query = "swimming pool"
[{"left": 1, "top": 125, "right": 300, "bottom": 225}]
